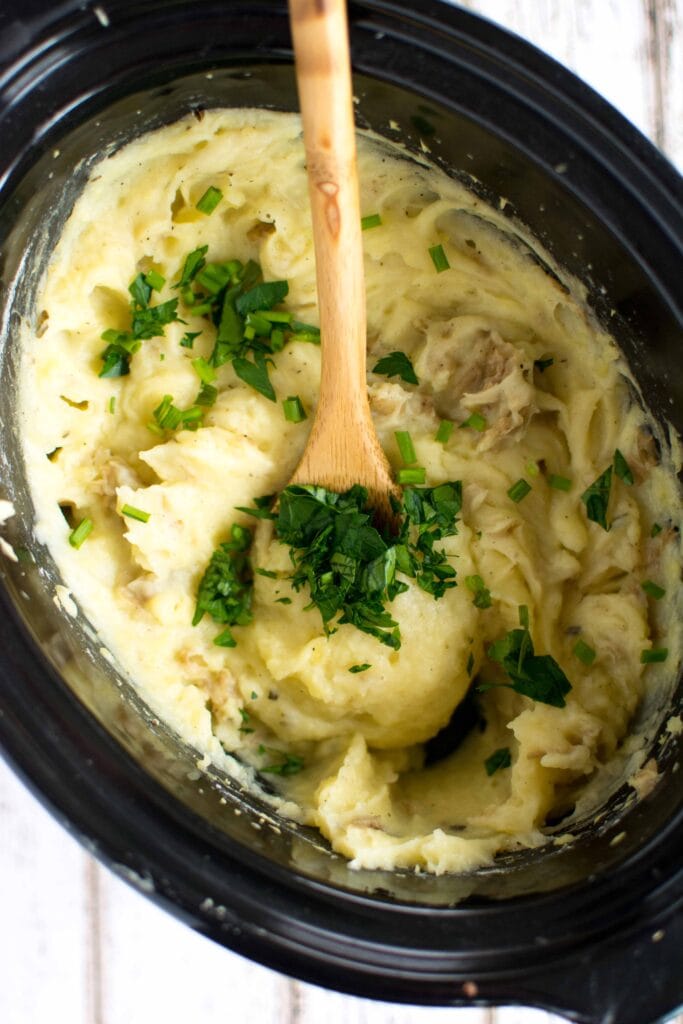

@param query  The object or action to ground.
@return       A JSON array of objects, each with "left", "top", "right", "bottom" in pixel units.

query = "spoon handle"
[{"left": 289, "top": 0, "right": 373, "bottom": 472}]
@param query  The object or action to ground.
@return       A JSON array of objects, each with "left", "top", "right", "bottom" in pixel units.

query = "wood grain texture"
[
  {"left": 288, "top": 0, "right": 398, "bottom": 515},
  {"left": 1, "top": 2, "right": 681, "bottom": 1023}
]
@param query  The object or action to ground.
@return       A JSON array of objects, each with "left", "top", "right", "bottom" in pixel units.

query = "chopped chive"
[
  {"left": 485, "top": 747, "right": 512, "bottom": 776},
  {"left": 144, "top": 269, "right": 165, "bottom": 292},
  {"left": 508, "top": 479, "right": 531, "bottom": 503},
  {"left": 573, "top": 638, "right": 596, "bottom": 665},
  {"left": 428, "top": 243, "right": 450, "bottom": 273},
  {"left": 614, "top": 448, "right": 634, "bottom": 485},
  {"left": 121, "top": 504, "right": 150, "bottom": 523},
  {"left": 518, "top": 604, "right": 529, "bottom": 628},
  {"left": 270, "top": 328, "right": 285, "bottom": 351},
  {"left": 642, "top": 580, "right": 666, "bottom": 600},
  {"left": 349, "top": 663, "right": 372, "bottom": 673},
  {"left": 525, "top": 460, "right": 540, "bottom": 478},
  {"left": 244, "top": 325, "right": 256, "bottom": 341},
  {"left": 108, "top": 396, "right": 116, "bottom": 414},
  {"left": 361, "top": 213, "right": 382, "bottom": 230},
  {"left": 460, "top": 411, "right": 487, "bottom": 432},
  {"left": 581, "top": 465, "right": 612, "bottom": 531},
  {"left": 68, "top": 517, "right": 93, "bottom": 549},
  {"left": 192, "top": 356, "right": 216, "bottom": 384},
  {"left": 255, "top": 567, "right": 278, "bottom": 579},
  {"left": 260, "top": 310, "right": 293, "bottom": 324},
  {"left": 641, "top": 648, "right": 668, "bottom": 664},
  {"left": 282, "top": 395, "right": 307, "bottom": 423},
  {"left": 534, "top": 356, "right": 554, "bottom": 372},
  {"left": 398, "top": 467, "right": 426, "bottom": 485},
  {"left": 196, "top": 185, "right": 223, "bottom": 215},
  {"left": 435, "top": 420, "right": 454, "bottom": 444},
  {"left": 548, "top": 474, "right": 571, "bottom": 491},
  {"left": 651, "top": 522, "right": 663, "bottom": 537},
  {"left": 395, "top": 430, "right": 417, "bottom": 465}
]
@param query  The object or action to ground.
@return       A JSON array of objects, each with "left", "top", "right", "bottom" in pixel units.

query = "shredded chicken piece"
[{"left": 413, "top": 317, "right": 536, "bottom": 450}]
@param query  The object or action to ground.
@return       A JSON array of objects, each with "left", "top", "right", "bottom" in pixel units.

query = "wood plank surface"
[{"left": 1, "top": 2, "right": 681, "bottom": 1023}]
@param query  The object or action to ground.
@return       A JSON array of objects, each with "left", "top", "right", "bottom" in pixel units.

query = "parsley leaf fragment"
[
  {"left": 372, "top": 351, "right": 419, "bottom": 385},
  {"left": 487, "top": 627, "right": 572, "bottom": 708},
  {"left": 485, "top": 747, "right": 512, "bottom": 776},
  {"left": 192, "top": 524, "right": 253, "bottom": 648}
]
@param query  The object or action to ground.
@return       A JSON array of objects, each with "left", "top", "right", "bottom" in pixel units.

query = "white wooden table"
[{"left": 2, "top": 2, "right": 682, "bottom": 1022}]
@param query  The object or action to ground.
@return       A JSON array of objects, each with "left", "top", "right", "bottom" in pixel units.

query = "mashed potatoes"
[{"left": 19, "top": 109, "right": 682, "bottom": 873}]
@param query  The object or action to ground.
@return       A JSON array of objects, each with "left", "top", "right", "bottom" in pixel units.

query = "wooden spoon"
[{"left": 288, "top": 0, "right": 399, "bottom": 524}]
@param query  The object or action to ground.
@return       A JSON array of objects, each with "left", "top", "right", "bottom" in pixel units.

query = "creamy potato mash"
[{"left": 19, "top": 109, "right": 682, "bottom": 874}]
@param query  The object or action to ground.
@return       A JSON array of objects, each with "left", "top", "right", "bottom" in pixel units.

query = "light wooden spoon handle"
[{"left": 289, "top": 0, "right": 396, "bottom": 507}]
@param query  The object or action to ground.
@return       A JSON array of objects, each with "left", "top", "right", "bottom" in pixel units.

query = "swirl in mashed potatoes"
[{"left": 19, "top": 109, "right": 682, "bottom": 874}]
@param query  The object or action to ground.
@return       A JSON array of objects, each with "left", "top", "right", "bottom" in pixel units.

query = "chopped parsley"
[
  {"left": 641, "top": 580, "right": 666, "bottom": 600},
  {"left": 581, "top": 465, "right": 612, "bottom": 530},
  {"left": 429, "top": 243, "right": 450, "bottom": 273},
  {"left": 349, "top": 663, "right": 372, "bottom": 673},
  {"left": 613, "top": 448, "right": 634, "bottom": 485},
  {"left": 98, "top": 272, "right": 181, "bottom": 377},
  {"left": 241, "top": 482, "right": 461, "bottom": 650},
  {"left": 68, "top": 517, "right": 93, "bottom": 549},
  {"left": 485, "top": 625, "right": 572, "bottom": 708},
  {"left": 238, "top": 707, "right": 255, "bottom": 734},
  {"left": 196, "top": 185, "right": 223, "bottom": 215},
  {"left": 372, "top": 351, "right": 419, "bottom": 385},
  {"left": 573, "top": 638, "right": 596, "bottom": 665},
  {"left": 485, "top": 747, "right": 511, "bottom": 776},
  {"left": 534, "top": 356, "right": 554, "bottom": 372},
  {"left": 651, "top": 522, "right": 663, "bottom": 538},
  {"left": 258, "top": 745, "right": 304, "bottom": 776},
  {"left": 361, "top": 213, "right": 382, "bottom": 230},
  {"left": 192, "top": 524, "right": 253, "bottom": 648},
  {"left": 508, "top": 478, "right": 531, "bottom": 503},
  {"left": 464, "top": 574, "right": 492, "bottom": 609},
  {"left": 180, "top": 331, "right": 201, "bottom": 349}
]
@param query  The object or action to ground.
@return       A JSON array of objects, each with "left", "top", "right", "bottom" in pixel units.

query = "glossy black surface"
[{"left": 0, "top": 3, "right": 681, "bottom": 1023}]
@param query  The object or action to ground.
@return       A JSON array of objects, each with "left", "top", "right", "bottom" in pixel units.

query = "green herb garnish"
[
  {"left": 534, "top": 356, "right": 554, "bottom": 372},
  {"left": 435, "top": 420, "right": 454, "bottom": 444},
  {"left": 258, "top": 744, "right": 304, "bottom": 776},
  {"left": 641, "top": 648, "right": 668, "bottom": 664},
  {"left": 192, "top": 524, "right": 253, "bottom": 648},
  {"left": 460, "top": 412, "right": 487, "bottom": 432},
  {"left": 108, "top": 396, "right": 116, "bottom": 414},
  {"left": 518, "top": 605, "right": 529, "bottom": 628},
  {"left": 487, "top": 626, "right": 571, "bottom": 708},
  {"left": 398, "top": 467, "right": 426, "bottom": 485},
  {"left": 429, "top": 243, "right": 450, "bottom": 273},
  {"left": 196, "top": 186, "right": 223, "bottom": 215},
  {"left": 581, "top": 465, "right": 612, "bottom": 530},
  {"left": 68, "top": 517, "right": 93, "bottom": 549},
  {"left": 361, "top": 213, "right": 382, "bottom": 230},
  {"left": 395, "top": 430, "right": 417, "bottom": 465},
  {"left": 242, "top": 482, "right": 461, "bottom": 649},
  {"left": 283, "top": 395, "right": 307, "bottom": 423},
  {"left": 642, "top": 580, "right": 666, "bottom": 600},
  {"left": 372, "top": 351, "right": 419, "bottom": 385},
  {"left": 349, "top": 663, "right": 372, "bottom": 673},
  {"left": 651, "top": 522, "right": 663, "bottom": 537},
  {"left": 180, "top": 331, "right": 201, "bottom": 349},
  {"left": 121, "top": 504, "right": 150, "bottom": 523},
  {"left": 238, "top": 707, "right": 255, "bottom": 734},
  {"left": 465, "top": 574, "right": 492, "bottom": 609},
  {"left": 548, "top": 474, "right": 571, "bottom": 491},
  {"left": 233, "top": 354, "right": 276, "bottom": 401},
  {"left": 613, "top": 448, "right": 634, "bottom": 485},
  {"left": 485, "top": 747, "right": 511, "bottom": 776},
  {"left": 573, "top": 638, "right": 596, "bottom": 665},
  {"left": 508, "top": 479, "right": 531, "bottom": 503},
  {"left": 152, "top": 394, "right": 204, "bottom": 432},
  {"left": 98, "top": 273, "right": 181, "bottom": 378},
  {"left": 144, "top": 269, "right": 165, "bottom": 292}
]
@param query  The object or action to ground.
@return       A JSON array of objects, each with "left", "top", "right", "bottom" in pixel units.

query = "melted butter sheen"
[{"left": 21, "top": 110, "right": 682, "bottom": 874}]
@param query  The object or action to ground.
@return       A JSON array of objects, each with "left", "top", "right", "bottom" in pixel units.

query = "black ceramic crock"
[{"left": 0, "top": 3, "right": 681, "bottom": 1022}]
